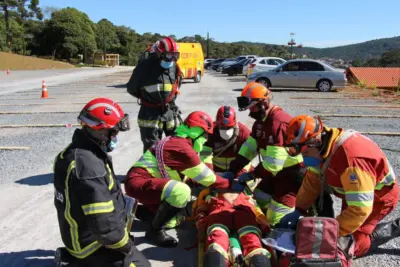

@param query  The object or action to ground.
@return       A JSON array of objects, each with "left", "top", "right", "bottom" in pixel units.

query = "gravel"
[{"left": 0, "top": 70, "right": 399, "bottom": 267}]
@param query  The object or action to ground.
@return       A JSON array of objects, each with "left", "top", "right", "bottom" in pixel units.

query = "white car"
[
  {"left": 204, "top": 59, "right": 214, "bottom": 64},
  {"left": 242, "top": 58, "right": 257, "bottom": 76},
  {"left": 247, "top": 57, "right": 286, "bottom": 76}
]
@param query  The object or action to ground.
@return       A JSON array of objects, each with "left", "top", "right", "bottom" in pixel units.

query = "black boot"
[
  {"left": 203, "top": 251, "right": 226, "bottom": 267},
  {"left": 135, "top": 205, "right": 154, "bottom": 223},
  {"left": 145, "top": 201, "right": 181, "bottom": 247},
  {"left": 248, "top": 254, "right": 272, "bottom": 267},
  {"left": 370, "top": 217, "right": 400, "bottom": 250}
]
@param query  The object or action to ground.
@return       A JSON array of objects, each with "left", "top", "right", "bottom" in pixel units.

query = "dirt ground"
[{"left": 0, "top": 52, "right": 75, "bottom": 70}]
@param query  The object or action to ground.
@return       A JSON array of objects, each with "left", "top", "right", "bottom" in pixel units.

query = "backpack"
[{"left": 288, "top": 217, "right": 354, "bottom": 267}]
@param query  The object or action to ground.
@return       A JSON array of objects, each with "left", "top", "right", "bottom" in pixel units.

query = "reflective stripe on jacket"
[
  {"left": 53, "top": 129, "right": 130, "bottom": 259},
  {"left": 296, "top": 127, "right": 397, "bottom": 236}
]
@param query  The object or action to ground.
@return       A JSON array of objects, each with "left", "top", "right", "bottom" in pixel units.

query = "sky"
[{"left": 38, "top": 0, "right": 400, "bottom": 48}]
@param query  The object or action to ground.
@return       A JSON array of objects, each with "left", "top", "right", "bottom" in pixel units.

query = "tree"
[
  {"left": 95, "top": 18, "right": 119, "bottom": 59},
  {"left": 44, "top": 7, "right": 96, "bottom": 59},
  {"left": 380, "top": 49, "right": 400, "bottom": 67},
  {"left": 0, "top": 0, "right": 42, "bottom": 49}
]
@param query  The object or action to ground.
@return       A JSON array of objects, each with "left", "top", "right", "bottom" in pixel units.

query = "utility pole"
[
  {"left": 206, "top": 31, "right": 210, "bottom": 58},
  {"left": 287, "top": 32, "right": 296, "bottom": 59}
]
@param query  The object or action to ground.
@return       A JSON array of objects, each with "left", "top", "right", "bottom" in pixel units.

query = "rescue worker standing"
[
  {"left": 280, "top": 115, "right": 400, "bottom": 259},
  {"left": 225, "top": 82, "right": 305, "bottom": 226},
  {"left": 127, "top": 37, "right": 183, "bottom": 152},
  {"left": 53, "top": 98, "right": 150, "bottom": 267},
  {"left": 201, "top": 106, "right": 252, "bottom": 174},
  {"left": 124, "top": 111, "right": 231, "bottom": 247}
]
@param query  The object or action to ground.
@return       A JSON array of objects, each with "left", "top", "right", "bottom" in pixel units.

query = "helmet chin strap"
[{"left": 83, "top": 127, "right": 111, "bottom": 151}]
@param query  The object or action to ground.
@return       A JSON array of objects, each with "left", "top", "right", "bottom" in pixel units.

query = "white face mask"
[{"left": 219, "top": 128, "right": 234, "bottom": 140}]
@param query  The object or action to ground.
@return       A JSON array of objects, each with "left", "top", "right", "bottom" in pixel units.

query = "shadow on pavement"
[
  {"left": 0, "top": 249, "right": 55, "bottom": 267},
  {"left": 357, "top": 247, "right": 400, "bottom": 258},
  {"left": 15, "top": 173, "right": 53, "bottom": 186},
  {"left": 227, "top": 78, "right": 246, "bottom": 82},
  {"left": 107, "top": 84, "right": 127, "bottom": 88},
  {"left": 131, "top": 220, "right": 149, "bottom": 233}
]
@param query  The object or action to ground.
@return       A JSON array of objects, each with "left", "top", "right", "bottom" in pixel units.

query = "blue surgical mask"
[
  {"left": 303, "top": 156, "right": 322, "bottom": 167},
  {"left": 109, "top": 136, "right": 118, "bottom": 151},
  {"left": 161, "top": 60, "right": 174, "bottom": 69}
]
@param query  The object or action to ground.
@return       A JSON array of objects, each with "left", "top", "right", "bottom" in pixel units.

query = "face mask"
[
  {"left": 193, "top": 135, "right": 207, "bottom": 153},
  {"left": 303, "top": 156, "right": 322, "bottom": 167},
  {"left": 109, "top": 136, "right": 118, "bottom": 151},
  {"left": 219, "top": 128, "right": 234, "bottom": 140},
  {"left": 249, "top": 111, "right": 265, "bottom": 121},
  {"left": 160, "top": 60, "right": 174, "bottom": 69}
]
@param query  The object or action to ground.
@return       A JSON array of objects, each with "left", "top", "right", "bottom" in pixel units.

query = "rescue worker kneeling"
[
  {"left": 279, "top": 115, "right": 400, "bottom": 261},
  {"left": 194, "top": 186, "right": 272, "bottom": 267},
  {"left": 53, "top": 98, "right": 150, "bottom": 267},
  {"left": 201, "top": 105, "right": 252, "bottom": 174},
  {"left": 125, "top": 111, "right": 231, "bottom": 247}
]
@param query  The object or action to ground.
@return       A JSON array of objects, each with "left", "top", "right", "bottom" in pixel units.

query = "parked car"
[
  {"left": 247, "top": 59, "right": 347, "bottom": 92},
  {"left": 242, "top": 58, "right": 257, "bottom": 77},
  {"left": 234, "top": 55, "right": 258, "bottom": 61},
  {"left": 208, "top": 58, "right": 226, "bottom": 70},
  {"left": 212, "top": 58, "right": 233, "bottom": 71},
  {"left": 222, "top": 58, "right": 253, "bottom": 76},
  {"left": 204, "top": 58, "right": 214, "bottom": 64},
  {"left": 216, "top": 58, "right": 236, "bottom": 71},
  {"left": 247, "top": 57, "right": 286, "bottom": 76}
]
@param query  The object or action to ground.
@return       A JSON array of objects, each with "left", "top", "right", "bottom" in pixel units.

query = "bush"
[
  {"left": 357, "top": 79, "right": 367, "bottom": 89},
  {"left": 69, "top": 58, "right": 82, "bottom": 64},
  {"left": 94, "top": 60, "right": 108, "bottom": 66},
  {"left": 372, "top": 90, "right": 380, "bottom": 96},
  {"left": 370, "top": 81, "right": 377, "bottom": 89}
]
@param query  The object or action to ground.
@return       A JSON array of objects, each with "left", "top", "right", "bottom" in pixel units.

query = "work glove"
[
  {"left": 275, "top": 210, "right": 302, "bottom": 230},
  {"left": 220, "top": 171, "right": 235, "bottom": 181},
  {"left": 237, "top": 172, "right": 255, "bottom": 183},
  {"left": 231, "top": 180, "right": 247, "bottom": 192}
]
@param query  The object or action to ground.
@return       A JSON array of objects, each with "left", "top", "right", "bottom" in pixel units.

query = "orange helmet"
[
  {"left": 237, "top": 82, "right": 272, "bottom": 111},
  {"left": 285, "top": 115, "right": 323, "bottom": 145}
]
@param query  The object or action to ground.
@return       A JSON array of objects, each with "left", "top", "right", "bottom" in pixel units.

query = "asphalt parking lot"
[{"left": 0, "top": 70, "right": 399, "bottom": 267}]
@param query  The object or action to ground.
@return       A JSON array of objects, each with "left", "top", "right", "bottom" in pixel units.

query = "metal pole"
[{"left": 207, "top": 32, "right": 209, "bottom": 58}]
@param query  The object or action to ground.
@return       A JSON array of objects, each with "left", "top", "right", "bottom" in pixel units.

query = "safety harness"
[
  {"left": 140, "top": 64, "right": 182, "bottom": 108},
  {"left": 318, "top": 129, "right": 358, "bottom": 210}
]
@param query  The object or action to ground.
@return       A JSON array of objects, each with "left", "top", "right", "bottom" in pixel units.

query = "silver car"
[{"left": 246, "top": 59, "right": 347, "bottom": 92}]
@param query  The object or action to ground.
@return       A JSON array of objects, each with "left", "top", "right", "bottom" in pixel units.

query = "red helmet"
[
  {"left": 216, "top": 106, "right": 236, "bottom": 128},
  {"left": 153, "top": 37, "right": 180, "bottom": 61},
  {"left": 184, "top": 111, "right": 214, "bottom": 134},
  {"left": 78, "top": 98, "right": 130, "bottom": 131}
]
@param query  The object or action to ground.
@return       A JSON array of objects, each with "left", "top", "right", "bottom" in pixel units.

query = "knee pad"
[{"left": 162, "top": 180, "right": 191, "bottom": 208}]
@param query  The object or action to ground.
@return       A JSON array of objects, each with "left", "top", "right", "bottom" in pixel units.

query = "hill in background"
[{"left": 234, "top": 36, "right": 400, "bottom": 61}]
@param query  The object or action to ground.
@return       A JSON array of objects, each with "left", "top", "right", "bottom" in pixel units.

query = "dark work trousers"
[
  {"left": 79, "top": 246, "right": 151, "bottom": 267},
  {"left": 138, "top": 104, "right": 180, "bottom": 153}
]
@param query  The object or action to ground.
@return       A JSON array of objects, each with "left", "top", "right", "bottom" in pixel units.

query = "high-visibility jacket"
[
  {"left": 296, "top": 127, "right": 397, "bottom": 236},
  {"left": 201, "top": 122, "right": 251, "bottom": 172},
  {"left": 131, "top": 136, "right": 230, "bottom": 191},
  {"left": 126, "top": 54, "right": 181, "bottom": 106},
  {"left": 53, "top": 129, "right": 131, "bottom": 259},
  {"left": 229, "top": 106, "right": 303, "bottom": 178}
]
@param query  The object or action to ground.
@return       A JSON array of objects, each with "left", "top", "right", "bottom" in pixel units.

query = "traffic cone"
[
  {"left": 6, "top": 69, "right": 10, "bottom": 75},
  {"left": 41, "top": 80, "right": 48, "bottom": 99}
]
